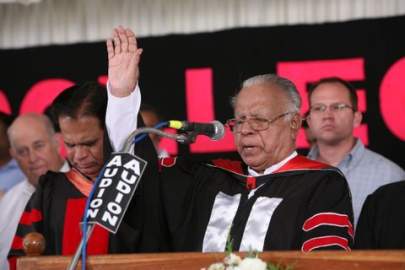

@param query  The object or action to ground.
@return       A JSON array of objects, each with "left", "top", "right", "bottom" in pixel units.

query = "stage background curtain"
[{"left": 1, "top": 0, "right": 405, "bottom": 48}]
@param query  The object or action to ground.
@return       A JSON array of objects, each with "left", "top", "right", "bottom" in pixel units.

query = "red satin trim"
[
  {"left": 302, "top": 235, "right": 350, "bottom": 252},
  {"left": 275, "top": 155, "right": 330, "bottom": 173},
  {"left": 303, "top": 212, "right": 354, "bottom": 238},
  {"left": 212, "top": 159, "right": 243, "bottom": 174},
  {"left": 11, "top": 236, "right": 22, "bottom": 250},
  {"left": 62, "top": 198, "right": 109, "bottom": 255},
  {"left": 246, "top": 176, "right": 256, "bottom": 190},
  {"left": 8, "top": 257, "right": 17, "bottom": 270},
  {"left": 19, "top": 209, "right": 42, "bottom": 225}
]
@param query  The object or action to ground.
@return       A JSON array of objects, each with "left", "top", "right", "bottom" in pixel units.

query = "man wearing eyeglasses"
[
  {"left": 107, "top": 27, "right": 354, "bottom": 252},
  {"left": 306, "top": 77, "right": 405, "bottom": 228}
]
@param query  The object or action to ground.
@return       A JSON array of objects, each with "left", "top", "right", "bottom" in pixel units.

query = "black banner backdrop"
[{"left": 0, "top": 16, "right": 404, "bottom": 168}]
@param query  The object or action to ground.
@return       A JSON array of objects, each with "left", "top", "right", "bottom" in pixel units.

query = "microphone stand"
[
  {"left": 66, "top": 126, "right": 192, "bottom": 270},
  {"left": 121, "top": 126, "right": 195, "bottom": 153},
  {"left": 66, "top": 224, "right": 94, "bottom": 270}
]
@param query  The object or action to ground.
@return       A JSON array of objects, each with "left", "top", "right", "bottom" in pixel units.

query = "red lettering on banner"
[
  {"left": 0, "top": 90, "right": 11, "bottom": 114},
  {"left": 185, "top": 68, "right": 235, "bottom": 153},
  {"left": 356, "top": 89, "right": 366, "bottom": 112},
  {"left": 353, "top": 89, "right": 368, "bottom": 143},
  {"left": 98, "top": 75, "right": 108, "bottom": 86},
  {"left": 20, "top": 79, "right": 74, "bottom": 114},
  {"left": 159, "top": 128, "right": 178, "bottom": 156},
  {"left": 277, "top": 58, "right": 368, "bottom": 147},
  {"left": 380, "top": 57, "right": 405, "bottom": 140}
]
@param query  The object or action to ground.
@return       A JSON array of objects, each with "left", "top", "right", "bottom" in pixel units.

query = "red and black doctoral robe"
[{"left": 159, "top": 155, "right": 354, "bottom": 252}]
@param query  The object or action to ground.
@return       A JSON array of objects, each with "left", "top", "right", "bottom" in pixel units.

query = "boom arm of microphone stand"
[{"left": 121, "top": 127, "right": 193, "bottom": 153}]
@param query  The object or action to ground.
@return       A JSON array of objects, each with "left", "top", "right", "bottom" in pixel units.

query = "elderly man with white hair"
[
  {"left": 0, "top": 113, "right": 68, "bottom": 270},
  {"left": 105, "top": 26, "right": 354, "bottom": 252}
]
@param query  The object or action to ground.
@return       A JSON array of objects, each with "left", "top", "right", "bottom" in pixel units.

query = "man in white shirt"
[
  {"left": 0, "top": 113, "right": 68, "bottom": 269},
  {"left": 0, "top": 112, "right": 24, "bottom": 195}
]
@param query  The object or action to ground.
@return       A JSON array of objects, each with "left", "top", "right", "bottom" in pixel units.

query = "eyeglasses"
[
  {"left": 226, "top": 112, "right": 294, "bottom": 132},
  {"left": 309, "top": 103, "right": 354, "bottom": 114}
]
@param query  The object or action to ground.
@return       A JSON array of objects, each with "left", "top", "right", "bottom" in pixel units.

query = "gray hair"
[
  {"left": 7, "top": 113, "right": 56, "bottom": 148},
  {"left": 231, "top": 74, "right": 301, "bottom": 113}
]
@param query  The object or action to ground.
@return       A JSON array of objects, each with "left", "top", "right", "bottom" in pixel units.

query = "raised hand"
[{"left": 107, "top": 26, "right": 143, "bottom": 97}]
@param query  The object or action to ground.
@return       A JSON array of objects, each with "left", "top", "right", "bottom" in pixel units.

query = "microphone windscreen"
[{"left": 211, "top": 121, "right": 225, "bottom": 140}]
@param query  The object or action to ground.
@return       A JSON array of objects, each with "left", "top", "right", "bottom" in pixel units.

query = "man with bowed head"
[
  {"left": 7, "top": 26, "right": 162, "bottom": 269},
  {"left": 106, "top": 26, "right": 354, "bottom": 252}
]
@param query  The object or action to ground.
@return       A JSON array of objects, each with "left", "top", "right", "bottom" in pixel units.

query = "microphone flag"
[{"left": 86, "top": 152, "right": 147, "bottom": 233}]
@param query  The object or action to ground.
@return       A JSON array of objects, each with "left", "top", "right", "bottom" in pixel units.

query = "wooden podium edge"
[{"left": 17, "top": 250, "right": 405, "bottom": 270}]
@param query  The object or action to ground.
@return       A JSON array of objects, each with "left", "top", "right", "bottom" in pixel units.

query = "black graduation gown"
[{"left": 355, "top": 180, "right": 405, "bottom": 249}]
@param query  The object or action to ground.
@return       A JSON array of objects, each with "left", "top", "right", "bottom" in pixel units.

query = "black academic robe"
[
  {"left": 159, "top": 155, "right": 354, "bottom": 252},
  {"left": 355, "top": 180, "right": 405, "bottom": 249}
]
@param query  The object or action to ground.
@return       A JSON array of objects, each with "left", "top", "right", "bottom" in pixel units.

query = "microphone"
[{"left": 169, "top": 120, "right": 225, "bottom": 141}]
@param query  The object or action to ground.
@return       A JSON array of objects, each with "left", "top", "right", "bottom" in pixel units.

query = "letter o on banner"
[
  {"left": 380, "top": 57, "right": 405, "bottom": 140},
  {"left": 20, "top": 79, "right": 74, "bottom": 114},
  {"left": 0, "top": 90, "right": 11, "bottom": 114}
]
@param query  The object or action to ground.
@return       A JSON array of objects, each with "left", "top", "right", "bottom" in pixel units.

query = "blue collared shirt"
[
  {"left": 0, "top": 159, "right": 24, "bottom": 193},
  {"left": 308, "top": 139, "right": 405, "bottom": 228}
]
